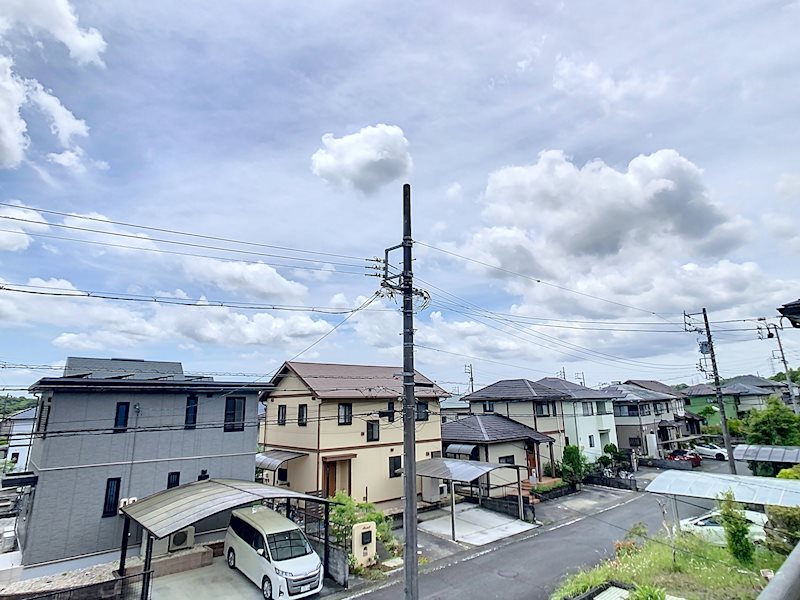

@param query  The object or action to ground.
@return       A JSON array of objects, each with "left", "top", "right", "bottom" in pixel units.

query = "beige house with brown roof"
[{"left": 259, "top": 361, "right": 448, "bottom": 504}]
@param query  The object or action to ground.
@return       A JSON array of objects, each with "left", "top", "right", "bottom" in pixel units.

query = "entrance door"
[
  {"left": 325, "top": 462, "right": 337, "bottom": 497},
  {"left": 526, "top": 444, "right": 538, "bottom": 480}
]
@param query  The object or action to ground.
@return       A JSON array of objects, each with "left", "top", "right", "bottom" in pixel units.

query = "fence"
[
  {"left": 637, "top": 457, "right": 692, "bottom": 470},
  {"left": 530, "top": 482, "right": 578, "bottom": 502},
  {"left": 584, "top": 474, "right": 638, "bottom": 491},
  {"left": 12, "top": 571, "right": 151, "bottom": 600}
]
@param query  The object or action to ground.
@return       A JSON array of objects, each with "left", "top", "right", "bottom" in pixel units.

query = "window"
[
  {"left": 482, "top": 401, "right": 495, "bottom": 413},
  {"left": 338, "top": 403, "right": 353, "bottom": 425},
  {"left": 277, "top": 467, "right": 288, "bottom": 482},
  {"left": 197, "top": 469, "right": 210, "bottom": 481},
  {"left": 114, "top": 402, "right": 130, "bottom": 432},
  {"left": 277, "top": 404, "right": 287, "bottom": 426},
  {"left": 415, "top": 401, "right": 429, "bottom": 421},
  {"left": 639, "top": 403, "right": 651, "bottom": 416},
  {"left": 498, "top": 455, "right": 514, "bottom": 464},
  {"left": 102, "top": 477, "right": 121, "bottom": 517},
  {"left": 582, "top": 402, "right": 594, "bottom": 416},
  {"left": 266, "top": 530, "right": 312, "bottom": 561},
  {"left": 367, "top": 420, "right": 380, "bottom": 442},
  {"left": 596, "top": 401, "right": 607, "bottom": 415},
  {"left": 387, "top": 401, "right": 395, "bottom": 423},
  {"left": 389, "top": 455, "right": 402, "bottom": 478},
  {"left": 298, "top": 404, "right": 307, "bottom": 426},
  {"left": 230, "top": 515, "right": 256, "bottom": 543},
  {"left": 167, "top": 472, "right": 180, "bottom": 489},
  {"left": 654, "top": 402, "right": 665, "bottom": 415},
  {"left": 588, "top": 435, "right": 595, "bottom": 448},
  {"left": 535, "top": 403, "right": 550, "bottom": 417},
  {"left": 10, "top": 452, "right": 19, "bottom": 463},
  {"left": 224, "top": 397, "right": 245, "bottom": 432},
  {"left": 614, "top": 404, "right": 639, "bottom": 417},
  {"left": 629, "top": 437, "right": 642, "bottom": 447},
  {"left": 185, "top": 395, "right": 198, "bottom": 429}
]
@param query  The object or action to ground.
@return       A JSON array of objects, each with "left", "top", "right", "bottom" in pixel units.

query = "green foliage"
[
  {"left": 625, "top": 522, "right": 649, "bottom": 542},
  {"left": 629, "top": 584, "right": 667, "bottom": 600},
  {"left": 746, "top": 398, "right": 800, "bottom": 446},
  {"left": 543, "top": 459, "right": 562, "bottom": 478},
  {"left": 603, "top": 443, "right": 618, "bottom": 455},
  {"left": 596, "top": 455, "right": 612, "bottom": 468},
  {"left": 550, "top": 567, "right": 609, "bottom": 600},
  {"left": 533, "top": 480, "right": 569, "bottom": 493},
  {"left": 719, "top": 491, "right": 754, "bottom": 565},
  {"left": 328, "top": 491, "right": 395, "bottom": 553},
  {"left": 0, "top": 395, "right": 37, "bottom": 416},
  {"left": 771, "top": 368, "right": 800, "bottom": 385},
  {"left": 727, "top": 418, "right": 747, "bottom": 438},
  {"left": 765, "top": 505, "right": 800, "bottom": 555},
  {"left": 777, "top": 464, "right": 800, "bottom": 480},
  {"left": 698, "top": 405, "right": 717, "bottom": 420},
  {"left": 561, "top": 445, "right": 590, "bottom": 485}
]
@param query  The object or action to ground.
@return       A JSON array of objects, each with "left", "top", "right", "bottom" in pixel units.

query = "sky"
[{"left": 1, "top": 0, "right": 799, "bottom": 395}]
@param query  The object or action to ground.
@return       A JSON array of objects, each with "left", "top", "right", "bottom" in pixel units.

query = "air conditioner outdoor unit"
[
  {"left": 168, "top": 526, "right": 195, "bottom": 552},
  {"left": 438, "top": 483, "right": 449, "bottom": 497}
]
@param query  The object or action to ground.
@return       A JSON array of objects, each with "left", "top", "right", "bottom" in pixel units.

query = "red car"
[{"left": 667, "top": 449, "right": 702, "bottom": 468}]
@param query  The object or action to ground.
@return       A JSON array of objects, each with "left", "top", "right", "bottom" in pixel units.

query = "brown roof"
[{"left": 267, "top": 361, "right": 449, "bottom": 400}]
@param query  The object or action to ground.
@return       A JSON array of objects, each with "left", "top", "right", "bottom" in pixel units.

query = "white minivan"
[{"left": 224, "top": 506, "right": 323, "bottom": 599}]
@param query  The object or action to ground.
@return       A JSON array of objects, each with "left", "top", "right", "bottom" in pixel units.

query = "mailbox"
[{"left": 352, "top": 521, "right": 377, "bottom": 568}]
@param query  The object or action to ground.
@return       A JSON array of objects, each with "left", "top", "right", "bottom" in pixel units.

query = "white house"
[{"left": 5, "top": 407, "right": 36, "bottom": 473}]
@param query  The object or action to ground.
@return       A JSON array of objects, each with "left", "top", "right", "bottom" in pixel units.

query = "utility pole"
[
  {"left": 464, "top": 364, "right": 474, "bottom": 393},
  {"left": 557, "top": 367, "right": 566, "bottom": 380},
  {"left": 701, "top": 308, "right": 737, "bottom": 474},
  {"left": 762, "top": 322, "right": 798, "bottom": 414},
  {"left": 381, "top": 184, "right": 419, "bottom": 600},
  {"left": 575, "top": 372, "right": 586, "bottom": 387}
]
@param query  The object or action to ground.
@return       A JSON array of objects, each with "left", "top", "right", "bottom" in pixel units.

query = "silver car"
[{"left": 680, "top": 510, "right": 768, "bottom": 546}]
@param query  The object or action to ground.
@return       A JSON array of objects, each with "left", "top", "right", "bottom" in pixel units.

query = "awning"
[
  {"left": 255, "top": 449, "right": 307, "bottom": 471},
  {"left": 412, "top": 457, "right": 524, "bottom": 483},
  {"left": 644, "top": 470, "right": 800, "bottom": 507},
  {"left": 445, "top": 443, "right": 477, "bottom": 456},
  {"left": 733, "top": 444, "right": 800, "bottom": 464},
  {"left": 656, "top": 434, "right": 702, "bottom": 445},
  {"left": 658, "top": 419, "right": 679, "bottom": 428},
  {"left": 121, "top": 478, "right": 332, "bottom": 539}
]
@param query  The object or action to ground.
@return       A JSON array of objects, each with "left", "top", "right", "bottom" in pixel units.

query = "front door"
[
  {"left": 526, "top": 444, "right": 538, "bottom": 480},
  {"left": 325, "top": 462, "right": 337, "bottom": 497}
]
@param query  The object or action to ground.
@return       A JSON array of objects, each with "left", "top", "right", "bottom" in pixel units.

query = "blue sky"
[{"left": 1, "top": 0, "right": 799, "bottom": 393}]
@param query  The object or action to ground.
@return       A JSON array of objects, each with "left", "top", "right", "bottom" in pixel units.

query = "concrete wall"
[{"left": 24, "top": 388, "right": 259, "bottom": 565}]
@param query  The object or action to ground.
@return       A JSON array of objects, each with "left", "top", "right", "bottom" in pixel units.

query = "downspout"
[
  {"left": 316, "top": 399, "right": 322, "bottom": 491},
  {"left": 572, "top": 400, "right": 578, "bottom": 448}
]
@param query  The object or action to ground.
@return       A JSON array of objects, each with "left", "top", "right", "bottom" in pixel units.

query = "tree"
[
  {"left": 719, "top": 491, "right": 754, "bottom": 565},
  {"left": 771, "top": 368, "right": 800, "bottom": 385},
  {"left": 746, "top": 398, "right": 800, "bottom": 475},
  {"left": 765, "top": 466, "right": 800, "bottom": 554},
  {"left": 562, "top": 445, "right": 590, "bottom": 485},
  {"left": 698, "top": 405, "right": 717, "bottom": 421}
]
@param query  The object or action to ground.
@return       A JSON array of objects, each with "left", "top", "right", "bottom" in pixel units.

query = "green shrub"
[
  {"left": 719, "top": 491, "right": 754, "bottom": 565},
  {"left": 329, "top": 491, "right": 395, "bottom": 550},
  {"left": 629, "top": 584, "right": 667, "bottom": 600},
  {"left": 765, "top": 504, "right": 800, "bottom": 555},
  {"left": 543, "top": 460, "right": 562, "bottom": 478},
  {"left": 562, "top": 445, "right": 590, "bottom": 485},
  {"left": 533, "top": 480, "right": 569, "bottom": 493}
]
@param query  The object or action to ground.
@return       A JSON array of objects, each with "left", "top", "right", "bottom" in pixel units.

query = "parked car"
[
  {"left": 693, "top": 442, "right": 728, "bottom": 461},
  {"left": 667, "top": 449, "right": 702, "bottom": 468},
  {"left": 225, "top": 506, "right": 323, "bottom": 599},
  {"left": 680, "top": 510, "right": 768, "bottom": 546}
]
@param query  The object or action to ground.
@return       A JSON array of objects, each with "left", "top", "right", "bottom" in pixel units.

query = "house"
[
  {"left": 722, "top": 382, "right": 772, "bottom": 416},
  {"left": 19, "top": 357, "right": 263, "bottom": 566},
  {"left": 602, "top": 383, "right": 686, "bottom": 457},
  {"left": 440, "top": 396, "right": 471, "bottom": 423},
  {"left": 258, "top": 361, "right": 448, "bottom": 505},
  {"left": 535, "top": 378, "right": 620, "bottom": 461},
  {"left": 725, "top": 375, "right": 786, "bottom": 404},
  {"left": 461, "top": 379, "right": 568, "bottom": 468},
  {"left": 681, "top": 383, "right": 737, "bottom": 425},
  {"left": 441, "top": 413, "right": 554, "bottom": 494},
  {"left": 625, "top": 379, "right": 701, "bottom": 441},
  {"left": 3, "top": 407, "right": 37, "bottom": 473}
]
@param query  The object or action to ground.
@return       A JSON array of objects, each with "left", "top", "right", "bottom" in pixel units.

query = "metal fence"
[
  {"left": 18, "top": 571, "right": 151, "bottom": 600},
  {"left": 584, "top": 474, "right": 638, "bottom": 491}
]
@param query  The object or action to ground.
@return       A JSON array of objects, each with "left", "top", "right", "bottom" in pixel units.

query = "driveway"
[{"left": 418, "top": 504, "right": 536, "bottom": 546}]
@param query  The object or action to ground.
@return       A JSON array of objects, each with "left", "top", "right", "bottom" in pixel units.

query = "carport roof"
[
  {"left": 414, "top": 457, "right": 524, "bottom": 483},
  {"left": 121, "top": 478, "right": 330, "bottom": 539},
  {"left": 733, "top": 444, "right": 800, "bottom": 464},
  {"left": 256, "top": 449, "right": 307, "bottom": 470},
  {"left": 644, "top": 470, "right": 800, "bottom": 507}
]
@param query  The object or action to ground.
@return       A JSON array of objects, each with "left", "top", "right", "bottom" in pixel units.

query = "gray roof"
[
  {"left": 601, "top": 383, "right": 674, "bottom": 403},
  {"left": 30, "top": 377, "right": 265, "bottom": 394},
  {"left": 64, "top": 357, "right": 185, "bottom": 380},
  {"left": 535, "top": 377, "right": 619, "bottom": 400},
  {"left": 645, "top": 470, "right": 800, "bottom": 507},
  {"left": 414, "top": 458, "right": 524, "bottom": 482},
  {"left": 625, "top": 380, "right": 684, "bottom": 398},
  {"left": 440, "top": 396, "right": 470, "bottom": 411},
  {"left": 121, "top": 478, "right": 331, "bottom": 539},
  {"left": 462, "top": 379, "right": 566, "bottom": 402},
  {"left": 256, "top": 449, "right": 307, "bottom": 471},
  {"left": 267, "top": 361, "right": 448, "bottom": 400},
  {"left": 682, "top": 383, "right": 718, "bottom": 397},
  {"left": 441, "top": 413, "right": 554, "bottom": 444},
  {"left": 7, "top": 407, "right": 36, "bottom": 420},
  {"left": 725, "top": 375, "right": 786, "bottom": 389},
  {"left": 733, "top": 445, "right": 800, "bottom": 463},
  {"left": 722, "top": 382, "right": 771, "bottom": 396}
]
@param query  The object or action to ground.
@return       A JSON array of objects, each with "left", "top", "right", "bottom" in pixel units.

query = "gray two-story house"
[{"left": 18, "top": 357, "right": 263, "bottom": 566}]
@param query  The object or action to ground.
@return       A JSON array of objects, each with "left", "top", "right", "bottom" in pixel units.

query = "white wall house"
[{"left": 5, "top": 407, "right": 36, "bottom": 473}]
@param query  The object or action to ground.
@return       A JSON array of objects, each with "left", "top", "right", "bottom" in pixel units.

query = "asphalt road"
[{"left": 341, "top": 492, "right": 714, "bottom": 600}]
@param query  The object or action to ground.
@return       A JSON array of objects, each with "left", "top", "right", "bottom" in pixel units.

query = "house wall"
[
  {"left": 8, "top": 417, "right": 35, "bottom": 472},
  {"left": 485, "top": 442, "right": 526, "bottom": 493},
  {"left": 561, "top": 400, "right": 618, "bottom": 461},
  {"left": 262, "top": 376, "right": 442, "bottom": 503},
  {"left": 736, "top": 395, "right": 770, "bottom": 416},
  {"left": 684, "top": 394, "right": 737, "bottom": 425},
  {"left": 24, "top": 388, "right": 259, "bottom": 565}
]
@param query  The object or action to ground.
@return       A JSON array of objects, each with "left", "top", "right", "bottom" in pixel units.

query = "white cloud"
[
  {"left": 0, "top": 56, "right": 28, "bottom": 168},
  {"left": 46, "top": 148, "right": 85, "bottom": 173},
  {"left": 27, "top": 82, "right": 88, "bottom": 147},
  {"left": 311, "top": 124, "right": 412, "bottom": 194},
  {"left": 181, "top": 257, "right": 308, "bottom": 301},
  {"left": 0, "top": 201, "right": 49, "bottom": 251},
  {"left": 0, "top": 0, "right": 106, "bottom": 66},
  {"left": 445, "top": 182, "right": 462, "bottom": 200},
  {"left": 553, "top": 55, "right": 671, "bottom": 104},
  {"left": 776, "top": 174, "right": 800, "bottom": 202}
]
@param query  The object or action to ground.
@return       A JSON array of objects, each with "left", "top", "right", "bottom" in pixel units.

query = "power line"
[{"left": 0, "top": 202, "right": 371, "bottom": 262}]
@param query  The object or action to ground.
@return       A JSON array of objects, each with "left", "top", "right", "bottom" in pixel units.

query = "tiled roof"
[
  {"left": 536, "top": 377, "right": 620, "bottom": 400},
  {"left": 270, "top": 361, "right": 448, "bottom": 399},
  {"left": 722, "top": 382, "right": 772, "bottom": 396},
  {"left": 601, "top": 383, "right": 675, "bottom": 403},
  {"left": 625, "top": 379, "right": 684, "bottom": 398},
  {"left": 462, "top": 379, "right": 566, "bottom": 402},
  {"left": 441, "top": 413, "right": 554, "bottom": 444},
  {"left": 725, "top": 375, "right": 786, "bottom": 389},
  {"left": 682, "top": 383, "right": 718, "bottom": 396}
]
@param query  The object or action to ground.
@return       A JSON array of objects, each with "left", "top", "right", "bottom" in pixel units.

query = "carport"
[
  {"left": 733, "top": 444, "right": 800, "bottom": 464},
  {"left": 118, "top": 478, "right": 334, "bottom": 600},
  {"left": 414, "top": 457, "right": 527, "bottom": 541}
]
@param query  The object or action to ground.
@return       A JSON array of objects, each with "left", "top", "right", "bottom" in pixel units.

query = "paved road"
[{"left": 340, "top": 492, "right": 714, "bottom": 600}]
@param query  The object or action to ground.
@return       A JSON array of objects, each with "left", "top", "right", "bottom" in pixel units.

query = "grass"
[
  {"left": 533, "top": 480, "right": 570, "bottom": 493},
  {"left": 551, "top": 533, "right": 786, "bottom": 600}
]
